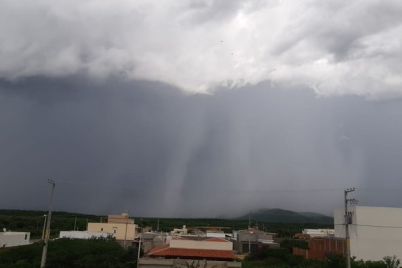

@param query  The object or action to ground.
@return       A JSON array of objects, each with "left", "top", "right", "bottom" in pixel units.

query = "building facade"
[
  {"left": 302, "top": 229, "right": 335, "bottom": 238},
  {"left": 0, "top": 231, "right": 30, "bottom": 248},
  {"left": 233, "top": 229, "right": 278, "bottom": 254},
  {"left": 141, "top": 232, "right": 168, "bottom": 253},
  {"left": 170, "top": 237, "right": 233, "bottom": 251},
  {"left": 146, "top": 236, "right": 236, "bottom": 261},
  {"left": 293, "top": 236, "right": 346, "bottom": 261},
  {"left": 206, "top": 231, "right": 226, "bottom": 239},
  {"left": 59, "top": 231, "right": 110, "bottom": 239},
  {"left": 334, "top": 206, "right": 402, "bottom": 261},
  {"left": 87, "top": 213, "right": 137, "bottom": 241}
]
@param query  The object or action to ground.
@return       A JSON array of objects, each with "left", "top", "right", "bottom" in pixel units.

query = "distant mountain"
[{"left": 237, "top": 208, "right": 333, "bottom": 224}]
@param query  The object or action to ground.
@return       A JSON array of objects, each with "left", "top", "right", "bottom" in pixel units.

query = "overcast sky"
[{"left": 1, "top": 0, "right": 402, "bottom": 217}]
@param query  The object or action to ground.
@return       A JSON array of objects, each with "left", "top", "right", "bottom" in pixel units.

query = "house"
[
  {"left": 233, "top": 228, "right": 279, "bottom": 254},
  {"left": 334, "top": 206, "right": 402, "bottom": 261},
  {"left": 139, "top": 236, "right": 241, "bottom": 268},
  {"left": 293, "top": 231, "right": 345, "bottom": 260},
  {"left": 0, "top": 230, "right": 30, "bottom": 248},
  {"left": 87, "top": 213, "right": 137, "bottom": 244}
]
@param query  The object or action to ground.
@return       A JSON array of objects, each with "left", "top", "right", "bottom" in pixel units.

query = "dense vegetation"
[
  {"left": 0, "top": 209, "right": 332, "bottom": 239},
  {"left": 244, "top": 244, "right": 392, "bottom": 268},
  {"left": 0, "top": 239, "right": 137, "bottom": 268},
  {"left": 0, "top": 210, "right": 101, "bottom": 238},
  {"left": 136, "top": 217, "right": 332, "bottom": 237},
  {"left": 1, "top": 210, "right": 397, "bottom": 268},
  {"left": 238, "top": 209, "right": 333, "bottom": 224}
]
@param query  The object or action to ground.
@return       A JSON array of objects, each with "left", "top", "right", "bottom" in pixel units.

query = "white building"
[
  {"left": 169, "top": 237, "right": 233, "bottom": 251},
  {"left": 170, "top": 225, "right": 188, "bottom": 236},
  {"left": 302, "top": 229, "right": 335, "bottom": 238},
  {"left": 206, "top": 231, "right": 226, "bottom": 239},
  {"left": 335, "top": 206, "right": 402, "bottom": 261},
  {"left": 0, "top": 230, "right": 30, "bottom": 248},
  {"left": 59, "top": 231, "right": 110, "bottom": 239}
]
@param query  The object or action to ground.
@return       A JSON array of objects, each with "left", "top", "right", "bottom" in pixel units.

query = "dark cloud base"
[{"left": 1, "top": 77, "right": 402, "bottom": 217}]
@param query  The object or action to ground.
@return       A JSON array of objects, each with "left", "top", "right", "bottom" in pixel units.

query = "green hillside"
[
  {"left": 238, "top": 208, "right": 333, "bottom": 224},
  {"left": 0, "top": 209, "right": 332, "bottom": 238}
]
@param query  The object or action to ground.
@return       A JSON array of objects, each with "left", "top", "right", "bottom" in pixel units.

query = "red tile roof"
[{"left": 148, "top": 246, "right": 236, "bottom": 260}]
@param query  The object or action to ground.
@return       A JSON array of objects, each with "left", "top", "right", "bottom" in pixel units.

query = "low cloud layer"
[
  {"left": 1, "top": 78, "right": 402, "bottom": 217},
  {"left": 1, "top": 0, "right": 402, "bottom": 96}
]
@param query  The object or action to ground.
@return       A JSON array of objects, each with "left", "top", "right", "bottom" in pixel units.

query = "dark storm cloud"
[
  {"left": 1, "top": 0, "right": 402, "bottom": 95},
  {"left": 1, "top": 78, "right": 402, "bottom": 217}
]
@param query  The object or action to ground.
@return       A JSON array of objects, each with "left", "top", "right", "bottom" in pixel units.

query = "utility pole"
[
  {"left": 74, "top": 216, "right": 77, "bottom": 231},
  {"left": 344, "top": 187, "right": 357, "bottom": 268},
  {"left": 41, "top": 214, "right": 47, "bottom": 240},
  {"left": 124, "top": 221, "right": 128, "bottom": 248},
  {"left": 40, "top": 179, "right": 56, "bottom": 268},
  {"left": 136, "top": 233, "right": 142, "bottom": 268},
  {"left": 157, "top": 219, "right": 160, "bottom": 232},
  {"left": 248, "top": 215, "right": 251, "bottom": 254}
]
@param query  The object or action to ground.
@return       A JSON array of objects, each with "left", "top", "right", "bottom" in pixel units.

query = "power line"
[{"left": 234, "top": 187, "right": 402, "bottom": 194}]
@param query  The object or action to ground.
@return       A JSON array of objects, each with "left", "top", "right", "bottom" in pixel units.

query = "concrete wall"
[
  {"left": 138, "top": 258, "right": 241, "bottom": 268},
  {"left": 0, "top": 232, "right": 30, "bottom": 248},
  {"left": 59, "top": 231, "right": 110, "bottom": 239},
  {"left": 142, "top": 234, "right": 168, "bottom": 253},
  {"left": 334, "top": 206, "right": 402, "bottom": 261},
  {"left": 302, "top": 229, "right": 335, "bottom": 238},
  {"left": 206, "top": 232, "right": 226, "bottom": 238},
  {"left": 169, "top": 239, "right": 233, "bottom": 251},
  {"left": 87, "top": 222, "right": 136, "bottom": 240},
  {"left": 237, "top": 230, "right": 274, "bottom": 243}
]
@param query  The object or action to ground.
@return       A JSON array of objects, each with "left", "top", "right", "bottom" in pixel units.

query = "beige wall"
[
  {"left": 169, "top": 239, "right": 232, "bottom": 251},
  {"left": 335, "top": 206, "right": 402, "bottom": 261},
  {"left": 87, "top": 222, "right": 136, "bottom": 240},
  {"left": 108, "top": 214, "right": 134, "bottom": 224},
  {"left": 0, "top": 232, "right": 30, "bottom": 248}
]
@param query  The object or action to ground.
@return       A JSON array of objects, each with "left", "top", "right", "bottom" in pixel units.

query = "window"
[
  {"left": 101, "top": 228, "right": 103, "bottom": 231},
  {"left": 25, "top": 234, "right": 28, "bottom": 240},
  {"left": 113, "top": 230, "right": 116, "bottom": 234}
]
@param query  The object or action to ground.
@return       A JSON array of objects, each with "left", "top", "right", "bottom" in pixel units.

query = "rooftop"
[
  {"left": 148, "top": 247, "right": 236, "bottom": 260},
  {"left": 172, "top": 237, "right": 229, "bottom": 242}
]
